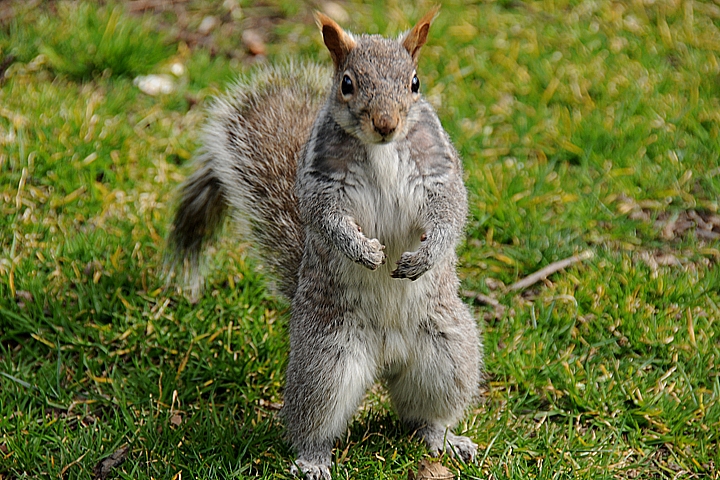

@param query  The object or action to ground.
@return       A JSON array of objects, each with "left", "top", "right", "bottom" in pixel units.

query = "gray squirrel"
[{"left": 168, "top": 7, "right": 482, "bottom": 479}]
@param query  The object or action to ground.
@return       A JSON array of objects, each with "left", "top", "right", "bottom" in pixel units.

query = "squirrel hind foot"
[
  {"left": 420, "top": 427, "right": 478, "bottom": 464},
  {"left": 290, "top": 459, "right": 331, "bottom": 480}
]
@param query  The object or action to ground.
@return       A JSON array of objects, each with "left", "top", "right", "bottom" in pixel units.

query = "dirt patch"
[
  {"left": 617, "top": 194, "right": 720, "bottom": 242},
  {"left": 655, "top": 209, "right": 720, "bottom": 241}
]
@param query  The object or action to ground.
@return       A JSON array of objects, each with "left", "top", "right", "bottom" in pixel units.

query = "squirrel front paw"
[
  {"left": 391, "top": 250, "right": 431, "bottom": 280},
  {"left": 358, "top": 237, "right": 386, "bottom": 270}
]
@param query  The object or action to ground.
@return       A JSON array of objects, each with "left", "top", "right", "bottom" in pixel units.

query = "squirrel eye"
[
  {"left": 411, "top": 74, "right": 420, "bottom": 93},
  {"left": 341, "top": 74, "right": 354, "bottom": 96}
]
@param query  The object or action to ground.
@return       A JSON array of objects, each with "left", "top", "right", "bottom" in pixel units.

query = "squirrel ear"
[
  {"left": 315, "top": 12, "right": 357, "bottom": 69},
  {"left": 401, "top": 5, "right": 440, "bottom": 63}
]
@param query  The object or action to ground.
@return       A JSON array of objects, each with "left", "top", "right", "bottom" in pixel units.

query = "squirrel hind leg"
[
  {"left": 385, "top": 303, "right": 481, "bottom": 460},
  {"left": 166, "top": 152, "right": 228, "bottom": 301}
]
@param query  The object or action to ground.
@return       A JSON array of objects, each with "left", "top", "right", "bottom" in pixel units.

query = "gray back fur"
[{"left": 168, "top": 62, "right": 330, "bottom": 301}]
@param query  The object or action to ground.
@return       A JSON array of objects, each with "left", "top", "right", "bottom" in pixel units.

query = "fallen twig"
[
  {"left": 461, "top": 290, "right": 507, "bottom": 319},
  {"left": 462, "top": 290, "right": 501, "bottom": 308},
  {"left": 60, "top": 452, "right": 88, "bottom": 477},
  {"left": 506, "top": 250, "right": 594, "bottom": 293}
]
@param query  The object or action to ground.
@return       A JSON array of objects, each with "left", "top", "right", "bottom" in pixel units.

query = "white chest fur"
[
  {"left": 338, "top": 142, "right": 433, "bottom": 357},
  {"left": 346, "top": 143, "right": 425, "bottom": 257}
]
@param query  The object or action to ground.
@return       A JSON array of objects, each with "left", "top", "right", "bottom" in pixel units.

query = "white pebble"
[
  {"left": 170, "top": 62, "right": 185, "bottom": 77},
  {"left": 133, "top": 74, "right": 175, "bottom": 96}
]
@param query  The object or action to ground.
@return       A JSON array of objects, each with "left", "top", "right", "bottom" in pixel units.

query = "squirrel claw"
[
  {"left": 290, "top": 460, "right": 331, "bottom": 480},
  {"left": 361, "top": 238, "right": 386, "bottom": 270},
  {"left": 390, "top": 266, "right": 422, "bottom": 281},
  {"left": 391, "top": 269, "right": 422, "bottom": 281}
]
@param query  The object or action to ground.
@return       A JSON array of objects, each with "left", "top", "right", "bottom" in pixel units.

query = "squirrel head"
[{"left": 315, "top": 7, "right": 440, "bottom": 145}]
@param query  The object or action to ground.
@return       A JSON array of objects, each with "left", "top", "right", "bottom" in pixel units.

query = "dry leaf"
[
  {"left": 409, "top": 459, "right": 454, "bottom": 480},
  {"left": 93, "top": 446, "right": 129, "bottom": 480},
  {"left": 170, "top": 413, "right": 183, "bottom": 426}
]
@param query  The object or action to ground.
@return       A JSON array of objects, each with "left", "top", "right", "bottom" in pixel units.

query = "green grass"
[
  {"left": 2, "top": 2, "right": 172, "bottom": 79},
  {"left": 1, "top": 0, "right": 719, "bottom": 479}
]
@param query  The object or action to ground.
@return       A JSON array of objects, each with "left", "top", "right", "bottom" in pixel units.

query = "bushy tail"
[
  {"left": 167, "top": 154, "right": 228, "bottom": 300},
  {"left": 167, "top": 62, "right": 330, "bottom": 301}
]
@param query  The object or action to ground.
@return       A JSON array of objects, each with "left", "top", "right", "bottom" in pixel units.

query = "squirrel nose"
[{"left": 373, "top": 114, "right": 398, "bottom": 138}]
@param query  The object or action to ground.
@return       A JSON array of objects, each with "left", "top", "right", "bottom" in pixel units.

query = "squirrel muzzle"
[{"left": 372, "top": 113, "right": 399, "bottom": 140}]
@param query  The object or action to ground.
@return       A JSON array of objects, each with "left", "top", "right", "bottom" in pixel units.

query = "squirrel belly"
[{"left": 301, "top": 136, "right": 451, "bottom": 332}]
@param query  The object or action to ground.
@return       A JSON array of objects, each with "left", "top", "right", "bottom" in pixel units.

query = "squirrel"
[{"left": 168, "top": 7, "right": 482, "bottom": 479}]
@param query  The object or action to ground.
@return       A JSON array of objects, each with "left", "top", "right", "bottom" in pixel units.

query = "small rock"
[
  {"left": 170, "top": 62, "right": 185, "bottom": 77},
  {"left": 242, "top": 30, "right": 266, "bottom": 56},
  {"left": 198, "top": 15, "right": 220, "bottom": 36},
  {"left": 223, "top": 0, "right": 242, "bottom": 20},
  {"left": 321, "top": 1, "right": 350, "bottom": 23},
  {"left": 133, "top": 74, "right": 175, "bottom": 96}
]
